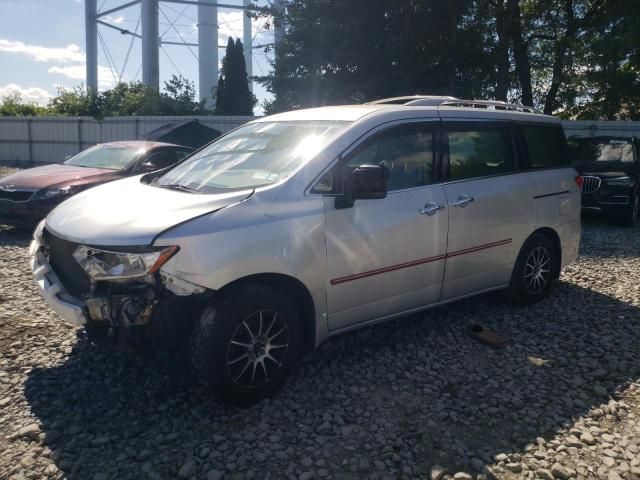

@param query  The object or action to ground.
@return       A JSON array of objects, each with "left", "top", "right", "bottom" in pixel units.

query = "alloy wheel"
[
  {"left": 226, "top": 310, "right": 290, "bottom": 389},
  {"left": 524, "top": 246, "right": 551, "bottom": 295}
]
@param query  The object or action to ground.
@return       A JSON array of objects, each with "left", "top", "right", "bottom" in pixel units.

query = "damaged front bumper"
[
  {"left": 30, "top": 227, "right": 87, "bottom": 326},
  {"left": 30, "top": 223, "right": 210, "bottom": 335}
]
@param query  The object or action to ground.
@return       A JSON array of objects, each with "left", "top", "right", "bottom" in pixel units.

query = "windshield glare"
[
  {"left": 569, "top": 139, "right": 635, "bottom": 164},
  {"left": 64, "top": 145, "right": 144, "bottom": 170},
  {"left": 156, "top": 120, "right": 349, "bottom": 192}
]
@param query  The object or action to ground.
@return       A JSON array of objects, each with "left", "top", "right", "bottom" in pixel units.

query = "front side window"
[
  {"left": 522, "top": 125, "right": 569, "bottom": 168},
  {"left": 64, "top": 144, "right": 144, "bottom": 170},
  {"left": 447, "top": 127, "right": 514, "bottom": 181},
  {"left": 344, "top": 123, "right": 435, "bottom": 191},
  {"left": 157, "top": 121, "right": 349, "bottom": 193},
  {"left": 143, "top": 150, "right": 175, "bottom": 170}
]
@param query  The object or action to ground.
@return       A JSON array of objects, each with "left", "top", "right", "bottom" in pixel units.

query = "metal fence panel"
[{"left": 1, "top": 116, "right": 639, "bottom": 166}]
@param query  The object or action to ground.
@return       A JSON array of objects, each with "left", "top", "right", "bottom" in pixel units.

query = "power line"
[
  {"left": 119, "top": 14, "right": 141, "bottom": 82},
  {"left": 162, "top": 2, "right": 197, "bottom": 24},
  {"left": 159, "top": 5, "right": 199, "bottom": 62},
  {"left": 160, "top": 3, "right": 190, "bottom": 39},
  {"left": 161, "top": 45, "right": 185, "bottom": 79},
  {"left": 97, "top": 29, "right": 119, "bottom": 86}
]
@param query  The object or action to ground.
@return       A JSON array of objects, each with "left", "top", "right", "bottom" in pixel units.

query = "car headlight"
[
  {"left": 605, "top": 176, "right": 636, "bottom": 187},
  {"left": 36, "top": 186, "right": 77, "bottom": 200},
  {"left": 72, "top": 245, "right": 179, "bottom": 280}
]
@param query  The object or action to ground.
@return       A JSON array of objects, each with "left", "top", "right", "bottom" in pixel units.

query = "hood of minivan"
[
  {"left": 45, "top": 176, "right": 253, "bottom": 246},
  {"left": 0, "top": 164, "right": 117, "bottom": 190}
]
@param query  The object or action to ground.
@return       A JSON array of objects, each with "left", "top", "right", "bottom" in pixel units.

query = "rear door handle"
[
  {"left": 419, "top": 202, "right": 445, "bottom": 216},
  {"left": 451, "top": 195, "right": 474, "bottom": 208}
]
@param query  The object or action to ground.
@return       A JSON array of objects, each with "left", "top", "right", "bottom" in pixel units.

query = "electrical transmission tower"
[{"left": 85, "top": 0, "right": 285, "bottom": 105}]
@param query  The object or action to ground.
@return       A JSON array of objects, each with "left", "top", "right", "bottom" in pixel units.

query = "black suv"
[{"left": 568, "top": 136, "right": 639, "bottom": 226}]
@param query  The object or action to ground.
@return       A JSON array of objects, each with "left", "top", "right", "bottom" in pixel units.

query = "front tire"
[
  {"left": 190, "top": 284, "right": 302, "bottom": 406},
  {"left": 506, "top": 233, "right": 558, "bottom": 306}
]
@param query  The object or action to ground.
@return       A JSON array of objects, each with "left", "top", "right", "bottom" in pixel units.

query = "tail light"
[{"left": 574, "top": 176, "right": 584, "bottom": 189}]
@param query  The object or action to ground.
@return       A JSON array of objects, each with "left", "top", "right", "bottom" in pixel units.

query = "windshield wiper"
[{"left": 158, "top": 183, "right": 200, "bottom": 193}]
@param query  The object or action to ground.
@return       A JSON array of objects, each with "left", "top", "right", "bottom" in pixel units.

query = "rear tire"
[
  {"left": 190, "top": 284, "right": 302, "bottom": 406},
  {"left": 505, "top": 233, "right": 558, "bottom": 306}
]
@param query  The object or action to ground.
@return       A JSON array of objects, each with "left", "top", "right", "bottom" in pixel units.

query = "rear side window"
[
  {"left": 447, "top": 127, "right": 514, "bottom": 181},
  {"left": 521, "top": 125, "right": 568, "bottom": 168}
]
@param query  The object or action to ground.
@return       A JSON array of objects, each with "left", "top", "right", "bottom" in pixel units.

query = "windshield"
[
  {"left": 156, "top": 120, "right": 349, "bottom": 192},
  {"left": 64, "top": 144, "right": 145, "bottom": 170},
  {"left": 568, "top": 138, "right": 636, "bottom": 165}
]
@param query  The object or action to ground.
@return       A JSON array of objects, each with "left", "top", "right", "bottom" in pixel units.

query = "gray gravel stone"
[{"left": 0, "top": 206, "right": 639, "bottom": 480}]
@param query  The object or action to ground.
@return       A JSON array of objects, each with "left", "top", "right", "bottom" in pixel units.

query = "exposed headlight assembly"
[
  {"left": 72, "top": 245, "right": 178, "bottom": 280},
  {"left": 605, "top": 176, "right": 636, "bottom": 187}
]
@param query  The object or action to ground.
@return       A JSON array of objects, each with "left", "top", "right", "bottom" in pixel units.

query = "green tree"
[
  {"left": 259, "top": 0, "right": 639, "bottom": 118},
  {"left": 160, "top": 75, "right": 206, "bottom": 115},
  {"left": 259, "top": 0, "right": 494, "bottom": 114},
  {"left": 215, "top": 37, "right": 256, "bottom": 115},
  {"left": 48, "top": 86, "right": 101, "bottom": 117},
  {"left": 0, "top": 93, "right": 50, "bottom": 116}
]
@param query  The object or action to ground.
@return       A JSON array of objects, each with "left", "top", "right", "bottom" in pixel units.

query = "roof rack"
[
  {"left": 366, "top": 95, "right": 459, "bottom": 106},
  {"left": 439, "top": 99, "right": 543, "bottom": 114},
  {"left": 366, "top": 96, "right": 543, "bottom": 114}
]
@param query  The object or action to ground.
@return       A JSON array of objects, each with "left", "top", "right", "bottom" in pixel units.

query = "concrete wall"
[
  {"left": 0, "top": 115, "right": 254, "bottom": 165},
  {"left": 1, "top": 116, "right": 639, "bottom": 165}
]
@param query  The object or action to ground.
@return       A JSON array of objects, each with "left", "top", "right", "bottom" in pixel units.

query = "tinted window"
[
  {"left": 345, "top": 124, "right": 435, "bottom": 191},
  {"left": 175, "top": 148, "right": 192, "bottom": 161},
  {"left": 522, "top": 125, "right": 568, "bottom": 168},
  {"left": 447, "top": 128, "right": 514, "bottom": 181},
  {"left": 145, "top": 150, "right": 175, "bottom": 169},
  {"left": 568, "top": 137, "right": 635, "bottom": 164}
]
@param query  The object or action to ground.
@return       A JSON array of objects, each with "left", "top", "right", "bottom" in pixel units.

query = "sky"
[{"left": 0, "top": 0, "right": 275, "bottom": 113}]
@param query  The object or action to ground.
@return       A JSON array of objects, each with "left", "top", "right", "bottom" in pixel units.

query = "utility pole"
[
  {"left": 243, "top": 0, "right": 253, "bottom": 92},
  {"left": 85, "top": 0, "right": 98, "bottom": 91},
  {"left": 273, "top": 0, "right": 285, "bottom": 53},
  {"left": 141, "top": 0, "right": 160, "bottom": 89},
  {"left": 198, "top": 0, "right": 218, "bottom": 106}
]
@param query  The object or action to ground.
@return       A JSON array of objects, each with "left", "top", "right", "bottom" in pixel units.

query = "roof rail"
[
  {"left": 366, "top": 95, "right": 459, "bottom": 106},
  {"left": 365, "top": 96, "right": 543, "bottom": 114},
  {"left": 440, "top": 99, "right": 543, "bottom": 114}
]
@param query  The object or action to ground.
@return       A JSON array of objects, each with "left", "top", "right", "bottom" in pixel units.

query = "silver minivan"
[{"left": 30, "top": 97, "right": 581, "bottom": 404}]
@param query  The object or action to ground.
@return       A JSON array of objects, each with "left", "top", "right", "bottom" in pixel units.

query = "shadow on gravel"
[{"left": 23, "top": 279, "right": 640, "bottom": 479}]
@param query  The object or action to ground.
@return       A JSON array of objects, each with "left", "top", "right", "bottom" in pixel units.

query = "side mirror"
[
  {"left": 335, "top": 164, "right": 388, "bottom": 209},
  {"left": 140, "top": 161, "right": 158, "bottom": 172}
]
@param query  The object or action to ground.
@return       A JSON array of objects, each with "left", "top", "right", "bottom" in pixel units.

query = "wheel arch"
[
  {"left": 218, "top": 273, "right": 317, "bottom": 353},
  {"left": 529, "top": 227, "right": 562, "bottom": 278}
]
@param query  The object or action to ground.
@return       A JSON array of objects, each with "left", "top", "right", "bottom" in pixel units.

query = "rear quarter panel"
[{"left": 527, "top": 167, "right": 581, "bottom": 267}]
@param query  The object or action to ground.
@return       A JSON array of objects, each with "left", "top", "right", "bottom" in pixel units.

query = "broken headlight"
[{"left": 72, "top": 245, "right": 178, "bottom": 280}]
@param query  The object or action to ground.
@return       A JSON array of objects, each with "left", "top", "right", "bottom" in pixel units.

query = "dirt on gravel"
[{"left": 0, "top": 185, "right": 638, "bottom": 479}]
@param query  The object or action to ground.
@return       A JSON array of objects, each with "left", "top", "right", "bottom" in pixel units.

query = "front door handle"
[
  {"left": 451, "top": 195, "right": 474, "bottom": 208},
  {"left": 419, "top": 202, "right": 445, "bottom": 216}
]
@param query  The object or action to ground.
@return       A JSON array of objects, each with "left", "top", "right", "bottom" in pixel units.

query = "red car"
[{"left": 0, "top": 141, "right": 192, "bottom": 228}]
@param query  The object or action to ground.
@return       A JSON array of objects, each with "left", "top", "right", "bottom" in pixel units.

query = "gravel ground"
[{"left": 0, "top": 165, "right": 639, "bottom": 480}]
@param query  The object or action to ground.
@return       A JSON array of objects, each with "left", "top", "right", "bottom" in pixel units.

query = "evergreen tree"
[{"left": 215, "top": 37, "right": 256, "bottom": 115}]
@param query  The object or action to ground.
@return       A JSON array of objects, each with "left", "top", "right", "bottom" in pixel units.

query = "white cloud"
[
  {"left": 0, "top": 83, "right": 52, "bottom": 105},
  {"left": 48, "top": 65, "right": 115, "bottom": 88},
  {"left": 0, "top": 39, "right": 85, "bottom": 63}
]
